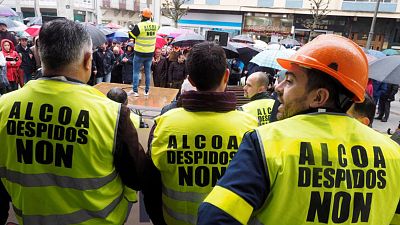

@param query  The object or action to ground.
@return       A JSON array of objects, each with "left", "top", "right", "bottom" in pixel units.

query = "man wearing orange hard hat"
[
  {"left": 197, "top": 34, "right": 400, "bottom": 225},
  {"left": 128, "top": 8, "right": 159, "bottom": 97}
]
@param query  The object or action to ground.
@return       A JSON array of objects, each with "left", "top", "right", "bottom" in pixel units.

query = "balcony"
[
  {"left": 285, "top": 0, "right": 303, "bottom": 8},
  {"left": 341, "top": 0, "right": 397, "bottom": 12}
]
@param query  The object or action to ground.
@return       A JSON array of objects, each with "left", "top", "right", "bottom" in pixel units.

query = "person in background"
[
  {"left": 121, "top": 42, "right": 135, "bottom": 84},
  {"left": 375, "top": 82, "right": 399, "bottom": 122},
  {"left": 143, "top": 42, "right": 258, "bottom": 225},
  {"left": 197, "top": 34, "right": 400, "bottom": 225},
  {"left": 1, "top": 39, "right": 21, "bottom": 91},
  {"left": 30, "top": 36, "right": 41, "bottom": 75},
  {"left": 92, "top": 42, "right": 115, "bottom": 84},
  {"left": 0, "top": 51, "right": 7, "bottom": 95},
  {"left": 239, "top": 71, "right": 276, "bottom": 125},
  {"left": 0, "top": 22, "right": 17, "bottom": 46},
  {"left": 16, "top": 35, "right": 36, "bottom": 84},
  {"left": 160, "top": 76, "right": 197, "bottom": 115},
  {"left": 228, "top": 58, "right": 244, "bottom": 85},
  {"left": 128, "top": 8, "right": 159, "bottom": 97},
  {"left": 168, "top": 52, "right": 186, "bottom": 89},
  {"left": 347, "top": 93, "right": 376, "bottom": 127},
  {"left": 152, "top": 47, "right": 168, "bottom": 88},
  {"left": 111, "top": 46, "right": 123, "bottom": 83}
]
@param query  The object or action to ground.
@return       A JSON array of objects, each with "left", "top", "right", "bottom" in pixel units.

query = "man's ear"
[
  {"left": 83, "top": 52, "right": 92, "bottom": 71},
  {"left": 309, "top": 88, "right": 330, "bottom": 108},
  {"left": 188, "top": 76, "right": 196, "bottom": 87},
  {"left": 359, "top": 117, "right": 370, "bottom": 126},
  {"left": 223, "top": 68, "right": 230, "bottom": 84}
]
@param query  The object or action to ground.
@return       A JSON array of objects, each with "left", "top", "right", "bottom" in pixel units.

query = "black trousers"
[{"left": 378, "top": 97, "right": 391, "bottom": 120}]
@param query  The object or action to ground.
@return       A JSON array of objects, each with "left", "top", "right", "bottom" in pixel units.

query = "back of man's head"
[
  {"left": 38, "top": 19, "right": 92, "bottom": 71},
  {"left": 250, "top": 72, "right": 269, "bottom": 90},
  {"left": 107, "top": 88, "right": 128, "bottom": 105},
  {"left": 347, "top": 93, "right": 376, "bottom": 127},
  {"left": 186, "top": 42, "right": 227, "bottom": 91}
]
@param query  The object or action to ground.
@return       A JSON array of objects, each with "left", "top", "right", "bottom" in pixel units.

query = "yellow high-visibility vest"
[
  {"left": 240, "top": 98, "right": 275, "bottom": 125},
  {"left": 132, "top": 21, "right": 159, "bottom": 53},
  {"left": 0, "top": 79, "right": 131, "bottom": 225},
  {"left": 151, "top": 108, "right": 258, "bottom": 225},
  {"left": 204, "top": 114, "right": 400, "bottom": 225}
]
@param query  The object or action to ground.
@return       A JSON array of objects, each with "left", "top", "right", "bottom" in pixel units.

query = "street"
[{"left": 372, "top": 92, "right": 400, "bottom": 134}]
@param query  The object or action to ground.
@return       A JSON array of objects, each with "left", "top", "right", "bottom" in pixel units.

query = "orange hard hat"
[
  {"left": 142, "top": 8, "right": 152, "bottom": 18},
  {"left": 277, "top": 34, "right": 368, "bottom": 103}
]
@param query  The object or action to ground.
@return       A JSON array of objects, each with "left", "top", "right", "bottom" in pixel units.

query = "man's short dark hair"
[
  {"left": 352, "top": 93, "right": 376, "bottom": 127},
  {"left": 38, "top": 19, "right": 92, "bottom": 70},
  {"left": 107, "top": 88, "right": 128, "bottom": 105},
  {"left": 305, "top": 68, "right": 354, "bottom": 112},
  {"left": 186, "top": 42, "right": 227, "bottom": 91}
]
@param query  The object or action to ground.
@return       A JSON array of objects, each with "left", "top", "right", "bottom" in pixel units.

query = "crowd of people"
[{"left": 1, "top": 15, "right": 400, "bottom": 225}]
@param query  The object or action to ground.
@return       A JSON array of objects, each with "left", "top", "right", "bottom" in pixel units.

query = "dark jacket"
[
  {"left": 0, "top": 31, "right": 17, "bottom": 46},
  {"left": 92, "top": 48, "right": 115, "bottom": 78},
  {"left": 16, "top": 44, "right": 36, "bottom": 74},
  {"left": 143, "top": 91, "right": 237, "bottom": 225},
  {"left": 372, "top": 79, "right": 387, "bottom": 103},
  {"left": 168, "top": 61, "right": 186, "bottom": 83},
  {"left": 382, "top": 83, "right": 399, "bottom": 101},
  {"left": 121, "top": 44, "right": 134, "bottom": 84},
  {"left": 152, "top": 56, "right": 168, "bottom": 87}
]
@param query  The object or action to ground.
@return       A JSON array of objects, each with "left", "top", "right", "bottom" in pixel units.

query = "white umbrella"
[
  {"left": 266, "top": 43, "right": 286, "bottom": 50},
  {"left": 250, "top": 49, "right": 296, "bottom": 70},
  {"left": 253, "top": 40, "right": 268, "bottom": 50},
  {"left": 157, "top": 26, "right": 178, "bottom": 36},
  {"left": 369, "top": 55, "right": 400, "bottom": 84},
  {"left": 8, "top": 21, "right": 27, "bottom": 32}
]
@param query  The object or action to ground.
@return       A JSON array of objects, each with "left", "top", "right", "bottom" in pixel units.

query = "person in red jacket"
[{"left": 1, "top": 39, "right": 21, "bottom": 91}]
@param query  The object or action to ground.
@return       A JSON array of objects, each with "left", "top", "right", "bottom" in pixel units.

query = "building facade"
[
  {"left": 161, "top": 0, "right": 400, "bottom": 49},
  {"left": 4, "top": 0, "right": 142, "bottom": 26}
]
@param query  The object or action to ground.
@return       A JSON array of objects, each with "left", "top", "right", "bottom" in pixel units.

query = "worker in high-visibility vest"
[
  {"left": 198, "top": 35, "right": 400, "bottom": 225},
  {"left": 143, "top": 42, "right": 258, "bottom": 225},
  {"left": 0, "top": 19, "right": 150, "bottom": 225},
  {"left": 128, "top": 8, "right": 159, "bottom": 97},
  {"left": 239, "top": 71, "right": 277, "bottom": 125}
]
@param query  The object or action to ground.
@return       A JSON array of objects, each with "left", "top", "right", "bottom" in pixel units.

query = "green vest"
[
  {"left": 134, "top": 21, "right": 159, "bottom": 53},
  {"left": 0, "top": 79, "right": 130, "bottom": 225},
  {"left": 240, "top": 98, "right": 275, "bottom": 125},
  {"left": 251, "top": 114, "right": 400, "bottom": 225},
  {"left": 151, "top": 108, "right": 258, "bottom": 225}
]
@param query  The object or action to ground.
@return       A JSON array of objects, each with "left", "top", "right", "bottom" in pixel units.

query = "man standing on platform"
[{"left": 128, "top": 8, "right": 159, "bottom": 97}]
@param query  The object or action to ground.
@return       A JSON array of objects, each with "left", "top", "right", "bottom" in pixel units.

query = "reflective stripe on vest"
[
  {"left": 135, "top": 21, "right": 158, "bottom": 53},
  {"left": 0, "top": 167, "right": 117, "bottom": 190},
  {"left": 240, "top": 98, "right": 275, "bottom": 125},
  {"left": 13, "top": 194, "right": 124, "bottom": 225},
  {"left": 252, "top": 113, "right": 400, "bottom": 225},
  {"left": 0, "top": 79, "right": 129, "bottom": 225},
  {"left": 203, "top": 185, "right": 253, "bottom": 225},
  {"left": 152, "top": 108, "right": 258, "bottom": 225}
]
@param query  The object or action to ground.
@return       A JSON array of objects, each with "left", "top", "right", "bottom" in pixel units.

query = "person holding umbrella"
[{"left": 128, "top": 8, "right": 159, "bottom": 97}]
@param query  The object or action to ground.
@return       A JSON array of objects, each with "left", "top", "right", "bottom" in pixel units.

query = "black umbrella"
[
  {"left": 171, "top": 33, "right": 205, "bottom": 47},
  {"left": 231, "top": 34, "right": 255, "bottom": 44},
  {"left": 83, "top": 23, "right": 107, "bottom": 48},
  {"left": 230, "top": 42, "right": 262, "bottom": 65},
  {"left": 223, "top": 43, "right": 239, "bottom": 59}
]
